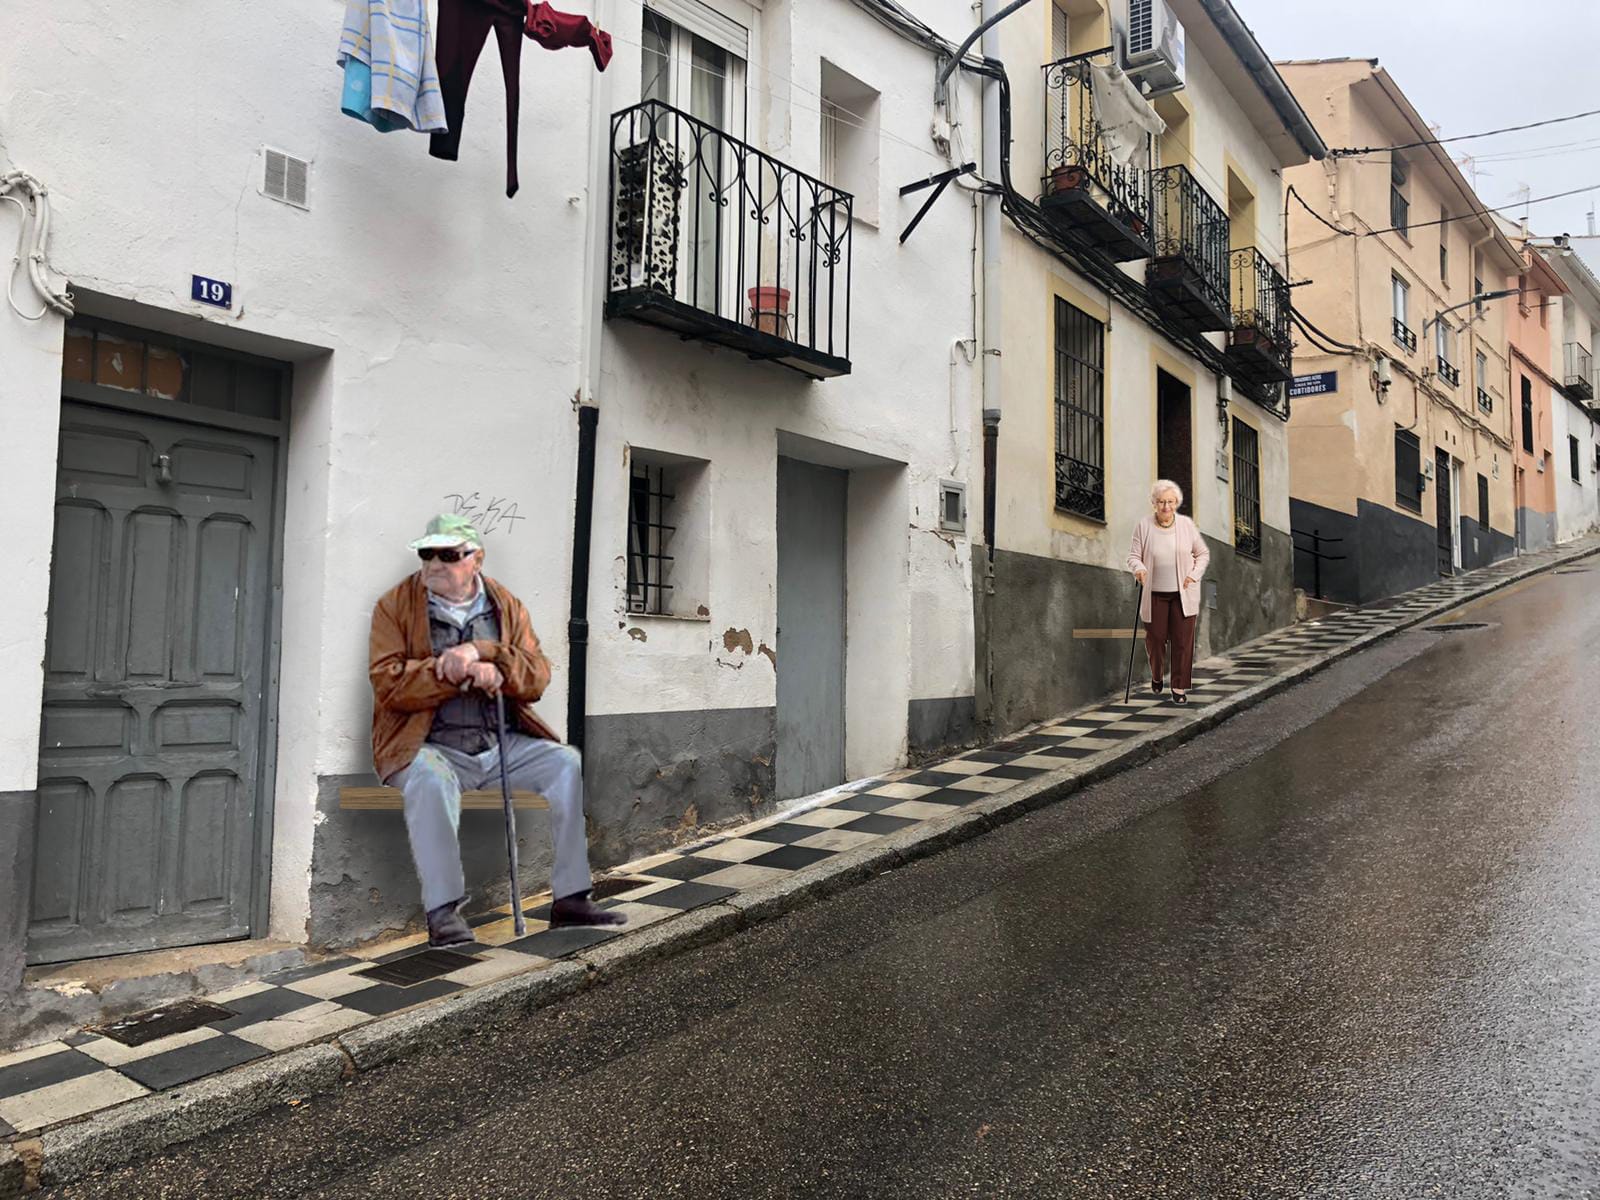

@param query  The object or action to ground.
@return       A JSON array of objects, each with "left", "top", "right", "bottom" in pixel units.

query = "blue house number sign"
[{"left": 191, "top": 275, "right": 233, "bottom": 309}]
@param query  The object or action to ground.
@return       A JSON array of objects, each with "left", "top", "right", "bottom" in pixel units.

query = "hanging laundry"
[
  {"left": 338, "top": 0, "right": 448, "bottom": 134},
  {"left": 525, "top": 2, "right": 612, "bottom": 71},
  {"left": 430, "top": 0, "right": 611, "bottom": 199}
]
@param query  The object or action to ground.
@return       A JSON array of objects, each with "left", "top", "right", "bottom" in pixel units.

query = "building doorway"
[
  {"left": 1156, "top": 369, "right": 1193, "bottom": 517},
  {"left": 1434, "top": 447, "right": 1454, "bottom": 576},
  {"left": 28, "top": 320, "right": 286, "bottom": 965},
  {"left": 775, "top": 457, "right": 847, "bottom": 800}
]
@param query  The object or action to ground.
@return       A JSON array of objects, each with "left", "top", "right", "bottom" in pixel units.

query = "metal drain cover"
[
  {"left": 91, "top": 999, "right": 236, "bottom": 1047},
  {"left": 356, "top": 948, "right": 479, "bottom": 987},
  {"left": 1555, "top": 568, "right": 1592, "bottom": 575},
  {"left": 1426, "top": 622, "right": 1491, "bottom": 632}
]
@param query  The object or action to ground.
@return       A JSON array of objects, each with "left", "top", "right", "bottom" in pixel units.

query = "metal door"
[
  {"left": 29, "top": 402, "right": 277, "bottom": 963},
  {"left": 775, "top": 458, "right": 847, "bottom": 800},
  {"left": 1435, "top": 448, "right": 1454, "bottom": 577}
]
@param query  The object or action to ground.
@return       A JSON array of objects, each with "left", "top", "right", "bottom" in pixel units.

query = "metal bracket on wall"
[{"left": 898, "top": 162, "right": 977, "bottom": 244}]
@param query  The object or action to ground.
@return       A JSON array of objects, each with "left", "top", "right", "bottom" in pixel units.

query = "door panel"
[
  {"left": 1435, "top": 448, "right": 1454, "bottom": 576},
  {"left": 29, "top": 402, "right": 277, "bottom": 964},
  {"left": 776, "top": 458, "right": 847, "bottom": 800}
]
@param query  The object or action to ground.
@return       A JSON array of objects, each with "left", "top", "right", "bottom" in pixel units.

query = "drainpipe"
[
  {"left": 567, "top": 405, "right": 598, "bottom": 754},
  {"left": 979, "top": 0, "right": 1004, "bottom": 564},
  {"left": 567, "top": 0, "right": 614, "bottom": 755}
]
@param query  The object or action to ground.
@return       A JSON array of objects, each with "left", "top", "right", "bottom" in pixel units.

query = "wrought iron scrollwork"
[
  {"left": 1055, "top": 454, "right": 1106, "bottom": 522},
  {"left": 1150, "top": 165, "right": 1230, "bottom": 317},
  {"left": 1040, "top": 53, "right": 1153, "bottom": 234}
]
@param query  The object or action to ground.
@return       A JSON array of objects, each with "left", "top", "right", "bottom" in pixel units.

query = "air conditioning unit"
[{"left": 1120, "top": 0, "right": 1186, "bottom": 99}]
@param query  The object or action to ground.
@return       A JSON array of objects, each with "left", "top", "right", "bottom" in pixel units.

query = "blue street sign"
[
  {"left": 1289, "top": 370, "right": 1337, "bottom": 398},
  {"left": 191, "top": 275, "right": 233, "bottom": 309}
]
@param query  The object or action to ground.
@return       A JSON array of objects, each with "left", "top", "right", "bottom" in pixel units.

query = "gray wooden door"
[
  {"left": 775, "top": 458, "right": 847, "bottom": 800},
  {"left": 28, "top": 402, "right": 277, "bottom": 964}
]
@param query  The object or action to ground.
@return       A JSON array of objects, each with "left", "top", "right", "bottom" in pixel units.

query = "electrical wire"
[
  {"left": 1363, "top": 183, "right": 1600, "bottom": 238},
  {"left": 1329, "top": 107, "right": 1600, "bottom": 158}
]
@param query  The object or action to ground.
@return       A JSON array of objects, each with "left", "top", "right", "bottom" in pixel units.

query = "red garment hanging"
[{"left": 429, "top": 0, "right": 611, "bottom": 198}]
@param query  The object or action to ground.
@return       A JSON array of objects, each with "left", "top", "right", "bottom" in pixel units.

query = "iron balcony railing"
[
  {"left": 1564, "top": 342, "right": 1593, "bottom": 399},
  {"left": 1436, "top": 356, "right": 1460, "bottom": 387},
  {"left": 1149, "top": 164, "right": 1231, "bottom": 322},
  {"left": 607, "top": 100, "right": 852, "bottom": 374},
  {"left": 1392, "top": 318, "right": 1417, "bottom": 353},
  {"left": 1477, "top": 387, "right": 1493, "bottom": 414},
  {"left": 1040, "top": 50, "right": 1153, "bottom": 246},
  {"left": 1229, "top": 248, "right": 1290, "bottom": 360}
]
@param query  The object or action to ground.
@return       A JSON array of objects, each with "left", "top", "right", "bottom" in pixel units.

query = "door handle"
[{"left": 152, "top": 453, "right": 173, "bottom": 484}]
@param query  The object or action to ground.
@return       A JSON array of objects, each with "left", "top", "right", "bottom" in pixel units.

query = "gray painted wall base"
[
  {"left": 1517, "top": 507, "right": 1557, "bottom": 554},
  {"left": 975, "top": 535, "right": 1277, "bottom": 737},
  {"left": 0, "top": 790, "right": 37, "bottom": 1046},
  {"left": 907, "top": 696, "right": 978, "bottom": 756},
  {"left": 980, "top": 531, "right": 1293, "bottom": 738},
  {"left": 584, "top": 706, "right": 776, "bottom": 867}
]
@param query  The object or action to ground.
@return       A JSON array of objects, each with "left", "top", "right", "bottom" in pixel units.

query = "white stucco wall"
[
  {"left": 0, "top": 0, "right": 981, "bottom": 945},
  {"left": 1553, "top": 396, "right": 1600, "bottom": 542}
]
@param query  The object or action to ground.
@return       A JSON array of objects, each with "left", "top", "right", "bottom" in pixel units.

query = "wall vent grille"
[{"left": 263, "top": 148, "right": 310, "bottom": 209}]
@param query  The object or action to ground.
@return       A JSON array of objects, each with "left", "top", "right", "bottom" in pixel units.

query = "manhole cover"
[
  {"left": 1555, "top": 568, "right": 1592, "bottom": 575},
  {"left": 91, "top": 999, "right": 236, "bottom": 1047},
  {"left": 1426, "top": 622, "right": 1491, "bottom": 632},
  {"left": 591, "top": 875, "right": 652, "bottom": 900},
  {"left": 356, "top": 947, "right": 479, "bottom": 987}
]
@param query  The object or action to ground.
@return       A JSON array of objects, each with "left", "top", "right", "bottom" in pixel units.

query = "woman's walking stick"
[
  {"left": 1124, "top": 581, "right": 1144, "bottom": 704},
  {"left": 494, "top": 694, "right": 527, "bottom": 937}
]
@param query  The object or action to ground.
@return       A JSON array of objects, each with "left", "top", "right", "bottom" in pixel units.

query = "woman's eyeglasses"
[{"left": 417, "top": 547, "right": 472, "bottom": 563}]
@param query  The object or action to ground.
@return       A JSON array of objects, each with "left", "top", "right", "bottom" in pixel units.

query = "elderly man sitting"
[{"left": 369, "top": 514, "right": 624, "bottom": 947}]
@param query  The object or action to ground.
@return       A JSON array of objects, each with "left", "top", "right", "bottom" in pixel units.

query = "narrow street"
[{"left": 45, "top": 564, "right": 1600, "bottom": 1198}]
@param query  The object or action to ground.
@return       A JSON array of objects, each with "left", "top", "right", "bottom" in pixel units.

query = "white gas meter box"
[{"left": 1119, "top": 0, "right": 1186, "bottom": 98}]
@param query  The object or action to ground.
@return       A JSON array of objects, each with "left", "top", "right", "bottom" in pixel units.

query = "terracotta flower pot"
[{"left": 748, "top": 286, "right": 791, "bottom": 337}]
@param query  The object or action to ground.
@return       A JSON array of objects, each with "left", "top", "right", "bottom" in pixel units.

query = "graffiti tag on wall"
[{"left": 443, "top": 492, "right": 527, "bottom": 537}]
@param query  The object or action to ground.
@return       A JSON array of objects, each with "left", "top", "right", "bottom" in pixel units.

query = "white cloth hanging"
[{"left": 1089, "top": 61, "right": 1165, "bottom": 165}]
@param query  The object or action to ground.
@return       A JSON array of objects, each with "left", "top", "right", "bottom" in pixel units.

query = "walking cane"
[
  {"left": 494, "top": 693, "right": 528, "bottom": 937},
  {"left": 1124, "top": 580, "right": 1144, "bottom": 704}
]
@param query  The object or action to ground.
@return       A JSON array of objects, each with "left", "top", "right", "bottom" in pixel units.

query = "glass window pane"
[{"left": 95, "top": 333, "right": 145, "bottom": 392}]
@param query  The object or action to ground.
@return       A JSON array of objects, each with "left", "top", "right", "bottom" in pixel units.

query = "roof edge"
[{"left": 1193, "top": 0, "right": 1328, "bottom": 161}]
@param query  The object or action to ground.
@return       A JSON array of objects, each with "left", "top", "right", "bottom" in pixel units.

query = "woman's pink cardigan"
[{"left": 1126, "top": 514, "right": 1211, "bottom": 623}]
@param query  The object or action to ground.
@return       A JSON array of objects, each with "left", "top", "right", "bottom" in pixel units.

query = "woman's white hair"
[{"left": 1151, "top": 479, "right": 1184, "bottom": 507}]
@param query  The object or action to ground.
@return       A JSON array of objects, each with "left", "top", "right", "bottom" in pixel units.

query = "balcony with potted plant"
[
  {"left": 1038, "top": 48, "right": 1157, "bottom": 263},
  {"left": 1146, "top": 164, "right": 1232, "bottom": 332},
  {"left": 607, "top": 101, "right": 853, "bottom": 380}
]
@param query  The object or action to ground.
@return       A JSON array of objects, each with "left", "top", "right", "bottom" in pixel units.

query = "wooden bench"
[{"left": 338, "top": 786, "right": 548, "bottom": 811}]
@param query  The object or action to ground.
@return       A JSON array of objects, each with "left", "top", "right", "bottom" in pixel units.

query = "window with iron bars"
[
  {"left": 1054, "top": 298, "right": 1106, "bottom": 521},
  {"left": 1390, "top": 155, "right": 1409, "bottom": 236},
  {"left": 627, "top": 462, "right": 676, "bottom": 615},
  {"left": 1231, "top": 418, "right": 1261, "bottom": 559}
]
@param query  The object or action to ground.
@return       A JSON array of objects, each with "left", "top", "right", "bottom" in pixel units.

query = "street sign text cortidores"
[{"left": 1290, "top": 370, "right": 1337, "bottom": 398}]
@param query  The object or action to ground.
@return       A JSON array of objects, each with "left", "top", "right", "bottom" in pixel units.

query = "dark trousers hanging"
[
  {"left": 430, "top": 0, "right": 524, "bottom": 197},
  {"left": 1145, "top": 591, "right": 1196, "bottom": 690}
]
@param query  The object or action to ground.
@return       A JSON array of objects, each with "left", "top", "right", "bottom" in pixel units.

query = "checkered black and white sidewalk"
[{"left": 3, "top": 536, "right": 1595, "bottom": 1142}]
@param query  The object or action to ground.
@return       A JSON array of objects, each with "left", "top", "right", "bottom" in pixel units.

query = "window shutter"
[{"left": 644, "top": 0, "right": 747, "bottom": 58}]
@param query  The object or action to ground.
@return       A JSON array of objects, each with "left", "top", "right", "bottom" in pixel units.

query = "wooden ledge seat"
[{"left": 339, "top": 786, "right": 548, "bottom": 811}]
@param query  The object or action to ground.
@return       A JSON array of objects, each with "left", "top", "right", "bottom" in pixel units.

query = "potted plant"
[
  {"left": 748, "top": 285, "right": 791, "bottom": 337},
  {"left": 1047, "top": 164, "right": 1089, "bottom": 197}
]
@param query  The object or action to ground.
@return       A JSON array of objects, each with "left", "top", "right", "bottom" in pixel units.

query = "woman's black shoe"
[
  {"left": 1151, "top": 679, "right": 1164, "bottom": 694},
  {"left": 1172, "top": 691, "right": 1188, "bottom": 706}
]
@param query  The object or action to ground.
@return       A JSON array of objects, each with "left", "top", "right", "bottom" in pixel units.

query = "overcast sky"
[{"left": 1235, "top": 0, "right": 1600, "bottom": 239}]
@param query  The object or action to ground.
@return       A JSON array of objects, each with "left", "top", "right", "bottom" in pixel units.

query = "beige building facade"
[
  {"left": 1279, "top": 59, "right": 1523, "bottom": 604},
  {"left": 978, "top": 0, "right": 1325, "bottom": 733}
]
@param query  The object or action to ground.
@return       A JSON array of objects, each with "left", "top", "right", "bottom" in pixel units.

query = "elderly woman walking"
[{"left": 1126, "top": 480, "right": 1210, "bottom": 704}]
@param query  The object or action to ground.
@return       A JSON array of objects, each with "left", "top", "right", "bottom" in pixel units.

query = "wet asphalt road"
[{"left": 48, "top": 564, "right": 1600, "bottom": 1199}]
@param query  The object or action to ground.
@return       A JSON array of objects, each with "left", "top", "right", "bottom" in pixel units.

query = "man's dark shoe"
[
  {"left": 550, "top": 894, "right": 628, "bottom": 928},
  {"left": 426, "top": 899, "right": 473, "bottom": 948}
]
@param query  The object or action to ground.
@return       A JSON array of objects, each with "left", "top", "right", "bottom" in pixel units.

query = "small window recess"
[{"left": 626, "top": 448, "right": 710, "bottom": 620}]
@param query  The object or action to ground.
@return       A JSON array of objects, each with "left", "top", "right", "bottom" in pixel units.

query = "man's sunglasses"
[{"left": 417, "top": 547, "right": 473, "bottom": 563}]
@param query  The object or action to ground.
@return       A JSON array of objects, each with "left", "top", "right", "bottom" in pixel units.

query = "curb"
[{"left": 15, "top": 540, "right": 1597, "bottom": 1191}]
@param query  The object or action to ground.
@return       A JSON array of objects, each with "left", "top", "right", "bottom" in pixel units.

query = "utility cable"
[
  {"left": 1329, "top": 107, "right": 1600, "bottom": 158},
  {"left": 1362, "top": 182, "right": 1600, "bottom": 238},
  {"left": 1291, "top": 308, "right": 1364, "bottom": 356}
]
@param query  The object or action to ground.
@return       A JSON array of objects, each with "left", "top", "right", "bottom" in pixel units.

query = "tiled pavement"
[{"left": 2, "top": 539, "right": 1595, "bottom": 1141}]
